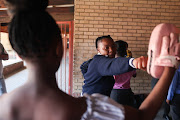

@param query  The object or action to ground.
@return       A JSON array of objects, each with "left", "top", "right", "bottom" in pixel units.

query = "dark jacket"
[{"left": 80, "top": 55, "right": 135, "bottom": 96}]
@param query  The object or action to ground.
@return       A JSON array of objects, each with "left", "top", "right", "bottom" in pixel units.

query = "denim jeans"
[
  {"left": 171, "top": 94, "right": 180, "bottom": 120},
  {"left": 0, "top": 78, "right": 7, "bottom": 96}
]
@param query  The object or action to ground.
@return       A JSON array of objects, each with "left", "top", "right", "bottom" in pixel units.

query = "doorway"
[{"left": 56, "top": 21, "right": 73, "bottom": 94}]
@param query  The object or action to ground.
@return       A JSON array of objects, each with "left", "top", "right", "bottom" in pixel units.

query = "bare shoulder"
[
  {"left": 65, "top": 96, "right": 87, "bottom": 119},
  {"left": 0, "top": 87, "right": 31, "bottom": 120},
  {"left": 34, "top": 92, "right": 87, "bottom": 120},
  {"left": 0, "top": 93, "right": 14, "bottom": 120},
  {"left": 0, "top": 89, "right": 88, "bottom": 120}
]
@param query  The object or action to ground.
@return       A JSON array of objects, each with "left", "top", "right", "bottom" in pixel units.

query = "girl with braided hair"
[{"left": 0, "top": 0, "right": 177, "bottom": 120}]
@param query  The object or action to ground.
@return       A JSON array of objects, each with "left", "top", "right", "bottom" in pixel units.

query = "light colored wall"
[{"left": 73, "top": 0, "right": 180, "bottom": 95}]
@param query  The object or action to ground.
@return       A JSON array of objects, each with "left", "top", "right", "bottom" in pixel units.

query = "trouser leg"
[
  {"left": 0, "top": 78, "right": 7, "bottom": 96},
  {"left": 164, "top": 101, "right": 170, "bottom": 115},
  {"left": 110, "top": 89, "right": 134, "bottom": 107},
  {"left": 171, "top": 94, "right": 180, "bottom": 120}
]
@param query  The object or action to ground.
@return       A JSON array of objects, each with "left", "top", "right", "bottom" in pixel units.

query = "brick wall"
[
  {"left": 0, "top": 17, "right": 10, "bottom": 23},
  {"left": 73, "top": 0, "right": 180, "bottom": 94}
]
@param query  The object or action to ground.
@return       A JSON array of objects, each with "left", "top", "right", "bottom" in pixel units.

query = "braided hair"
[
  {"left": 5, "top": 0, "right": 48, "bottom": 16},
  {"left": 7, "top": 0, "right": 62, "bottom": 58}
]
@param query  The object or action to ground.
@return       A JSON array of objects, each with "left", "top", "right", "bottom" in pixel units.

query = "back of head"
[
  {"left": 5, "top": 0, "right": 48, "bottom": 16},
  {"left": 8, "top": 0, "right": 62, "bottom": 58},
  {"left": 115, "top": 40, "right": 127, "bottom": 57}
]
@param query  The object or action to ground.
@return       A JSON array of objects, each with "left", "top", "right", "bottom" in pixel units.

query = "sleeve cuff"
[
  {"left": 167, "top": 97, "right": 171, "bottom": 101},
  {"left": 167, "top": 94, "right": 173, "bottom": 101},
  {"left": 129, "top": 58, "right": 136, "bottom": 68}
]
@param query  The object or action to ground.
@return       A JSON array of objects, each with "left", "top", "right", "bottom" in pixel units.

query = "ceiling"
[{"left": 0, "top": 0, "right": 74, "bottom": 24}]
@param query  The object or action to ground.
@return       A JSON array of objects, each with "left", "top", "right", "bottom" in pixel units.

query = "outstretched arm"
[{"left": 124, "top": 67, "right": 175, "bottom": 120}]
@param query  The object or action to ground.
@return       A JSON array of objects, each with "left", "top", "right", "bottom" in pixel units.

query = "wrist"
[{"left": 129, "top": 58, "right": 136, "bottom": 68}]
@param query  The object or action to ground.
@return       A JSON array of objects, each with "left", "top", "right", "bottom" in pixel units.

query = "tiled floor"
[{"left": 4, "top": 69, "right": 168, "bottom": 120}]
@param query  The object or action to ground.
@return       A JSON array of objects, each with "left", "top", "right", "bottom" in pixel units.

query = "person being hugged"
[
  {"left": 110, "top": 40, "right": 136, "bottom": 107},
  {"left": 81, "top": 35, "right": 146, "bottom": 97}
]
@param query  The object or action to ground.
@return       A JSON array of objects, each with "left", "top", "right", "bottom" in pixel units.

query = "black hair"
[
  {"left": 115, "top": 40, "right": 128, "bottom": 57},
  {"left": 8, "top": 0, "right": 62, "bottom": 58},
  {"left": 95, "top": 35, "right": 113, "bottom": 49},
  {"left": 124, "top": 41, "right": 128, "bottom": 48},
  {"left": 5, "top": 0, "right": 48, "bottom": 14}
]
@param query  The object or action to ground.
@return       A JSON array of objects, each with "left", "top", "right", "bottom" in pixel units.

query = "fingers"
[
  {"left": 166, "top": 99, "right": 170, "bottom": 105},
  {"left": 170, "top": 33, "right": 179, "bottom": 55},
  {"left": 160, "top": 36, "right": 170, "bottom": 56},
  {"left": 133, "top": 56, "right": 148, "bottom": 70},
  {"left": 137, "top": 56, "right": 143, "bottom": 69},
  {"left": 170, "top": 32, "right": 178, "bottom": 47},
  {"left": 142, "top": 56, "right": 147, "bottom": 69}
]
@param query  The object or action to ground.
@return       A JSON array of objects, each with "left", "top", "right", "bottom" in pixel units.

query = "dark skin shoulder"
[{"left": 68, "top": 96, "right": 87, "bottom": 120}]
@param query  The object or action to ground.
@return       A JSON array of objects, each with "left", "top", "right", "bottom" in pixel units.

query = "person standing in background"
[
  {"left": 80, "top": 36, "right": 145, "bottom": 97},
  {"left": 166, "top": 66, "right": 180, "bottom": 120},
  {"left": 110, "top": 40, "right": 136, "bottom": 107},
  {"left": 0, "top": 43, "right": 9, "bottom": 95}
]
